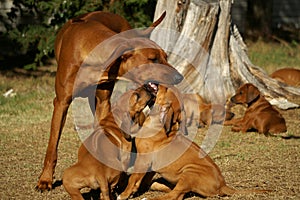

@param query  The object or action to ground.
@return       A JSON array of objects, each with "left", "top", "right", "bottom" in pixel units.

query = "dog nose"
[
  {"left": 174, "top": 73, "right": 184, "bottom": 84},
  {"left": 230, "top": 96, "right": 236, "bottom": 103}
]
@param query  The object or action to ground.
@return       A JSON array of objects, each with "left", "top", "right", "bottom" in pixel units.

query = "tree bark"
[{"left": 151, "top": 0, "right": 300, "bottom": 109}]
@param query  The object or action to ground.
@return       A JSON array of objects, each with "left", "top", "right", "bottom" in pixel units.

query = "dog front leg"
[
  {"left": 146, "top": 177, "right": 187, "bottom": 200},
  {"left": 232, "top": 117, "right": 255, "bottom": 133},
  {"left": 98, "top": 179, "right": 112, "bottom": 200},
  {"left": 117, "top": 173, "right": 146, "bottom": 200},
  {"left": 223, "top": 117, "right": 243, "bottom": 126}
]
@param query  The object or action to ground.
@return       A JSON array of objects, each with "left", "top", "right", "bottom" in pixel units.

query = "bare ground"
[{"left": 0, "top": 72, "right": 299, "bottom": 200}]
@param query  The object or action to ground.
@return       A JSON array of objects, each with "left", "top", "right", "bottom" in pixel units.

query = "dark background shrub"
[{"left": 0, "top": 0, "right": 157, "bottom": 70}]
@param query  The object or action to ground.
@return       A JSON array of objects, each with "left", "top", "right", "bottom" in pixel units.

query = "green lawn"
[{"left": 247, "top": 40, "right": 300, "bottom": 74}]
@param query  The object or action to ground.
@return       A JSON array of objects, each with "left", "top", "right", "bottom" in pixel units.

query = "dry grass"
[
  {"left": 246, "top": 40, "right": 300, "bottom": 74},
  {"left": 0, "top": 41, "right": 299, "bottom": 200}
]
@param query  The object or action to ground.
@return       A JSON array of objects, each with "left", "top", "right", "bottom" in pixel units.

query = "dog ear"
[
  {"left": 92, "top": 37, "right": 132, "bottom": 83},
  {"left": 159, "top": 105, "right": 173, "bottom": 134},
  {"left": 177, "top": 108, "right": 189, "bottom": 135},
  {"left": 164, "top": 106, "right": 174, "bottom": 135},
  {"left": 121, "top": 51, "right": 133, "bottom": 61},
  {"left": 120, "top": 112, "right": 133, "bottom": 141},
  {"left": 246, "top": 84, "right": 260, "bottom": 103}
]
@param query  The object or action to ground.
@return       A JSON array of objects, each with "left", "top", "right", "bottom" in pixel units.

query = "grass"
[
  {"left": 246, "top": 39, "right": 300, "bottom": 74},
  {"left": 0, "top": 41, "right": 299, "bottom": 199}
]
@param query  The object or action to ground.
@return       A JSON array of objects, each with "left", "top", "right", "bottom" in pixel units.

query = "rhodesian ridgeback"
[
  {"left": 270, "top": 68, "right": 300, "bottom": 87},
  {"left": 112, "top": 85, "right": 156, "bottom": 139},
  {"left": 224, "top": 83, "right": 287, "bottom": 134},
  {"left": 183, "top": 93, "right": 234, "bottom": 127},
  {"left": 37, "top": 11, "right": 183, "bottom": 191},
  {"left": 63, "top": 86, "right": 154, "bottom": 199},
  {"left": 118, "top": 85, "right": 269, "bottom": 200}
]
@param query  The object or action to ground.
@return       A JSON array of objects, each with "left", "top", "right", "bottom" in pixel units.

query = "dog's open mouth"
[{"left": 144, "top": 81, "right": 158, "bottom": 96}]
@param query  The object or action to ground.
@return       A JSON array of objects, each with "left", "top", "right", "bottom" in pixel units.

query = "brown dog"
[
  {"left": 270, "top": 68, "right": 300, "bottom": 87},
  {"left": 117, "top": 85, "right": 268, "bottom": 200},
  {"left": 112, "top": 86, "right": 155, "bottom": 139},
  {"left": 37, "top": 11, "right": 183, "bottom": 191},
  {"left": 225, "top": 83, "right": 287, "bottom": 134},
  {"left": 183, "top": 93, "right": 234, "bottom": 127},
  {"left": 63, "top": 86, "right": 153, "bottom": 200}
]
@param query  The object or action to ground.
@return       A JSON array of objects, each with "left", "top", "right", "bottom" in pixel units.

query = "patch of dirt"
[{"left": 0, "top": 74, "right": 299, "bottom": 200}]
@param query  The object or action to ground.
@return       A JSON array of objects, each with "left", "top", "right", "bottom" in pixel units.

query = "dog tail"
[{"left": 220, "top": 185, "right": 271, "bottom": 196}]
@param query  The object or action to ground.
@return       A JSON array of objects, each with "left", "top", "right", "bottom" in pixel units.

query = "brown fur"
[
  {"left": 118, "top": 85, "right": 269, "bottom": 200},
  {"left": 270, "top": 68, "right": 300, "bottom": 87},
  {"left": 63, "top": 86, "right": 153, "bottom": 200},
  {"left": 183, "top": 93, "right": 234, "bottom": 127},
  {"left": 37, "top": 11, "right": 183, "bottom": 191},
  {"left": 224, "top": 83, "right": 287, "bottom": 134}
]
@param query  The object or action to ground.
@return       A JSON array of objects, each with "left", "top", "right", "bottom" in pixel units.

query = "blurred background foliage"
[
  {"left": 0, "top": 0, "right": 299, "bottom": 70},
  {"left": 0, "top": 0, "right": 157, "bottom": 70}
]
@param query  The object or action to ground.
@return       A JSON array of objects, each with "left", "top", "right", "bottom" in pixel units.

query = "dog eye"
[
  {"left": 149, "top": 57, "right": 159, "bottom": 63},
  {"left": 148, "top": 53, "right": 159, "bottom": 63},
  {"left": 121, "top": 53, "right": 132, "bottom": 61}
]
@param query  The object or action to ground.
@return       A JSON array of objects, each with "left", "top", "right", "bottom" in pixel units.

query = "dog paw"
[
  {"left": 142, "top": 198, "right": 148, "bottom": 200},
  {"left": 35, "top": 181, "right": 52, "bottom": 192},
  {"left": 126, "top": 166, "right": 134, "bottom": 174},
  {"left": 117, "top": 195, "right": 127, "bottom": 200},
  {"left": 231, "top": 126, "right": 242, "bottom": 132}
]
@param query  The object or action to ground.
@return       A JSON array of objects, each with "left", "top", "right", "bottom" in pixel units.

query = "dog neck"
[{"left": 247, "top": 94, "right": 261, "bottom": 107}]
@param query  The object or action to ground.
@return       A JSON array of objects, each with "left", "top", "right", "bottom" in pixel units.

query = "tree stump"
[{"left": 150, "top": 0, "right": 300, "bottom": 109}]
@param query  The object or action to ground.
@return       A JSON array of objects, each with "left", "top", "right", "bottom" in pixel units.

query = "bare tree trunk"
[{"left": 151, "top": 0, "right": 300, "bottom": 109}]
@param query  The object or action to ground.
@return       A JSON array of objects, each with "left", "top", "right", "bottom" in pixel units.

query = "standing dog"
[
  {"left": 118, "top": 85, "right": 269, "bottom": 200},
  {"left": 224, "top": 83, "right": 287, "bottom": 134},
  {"left": 37, "top": 11, "right": 183, "bottom": 191},
  {"left": 63, "top": 86, "right": 154, "bottom": 200}
]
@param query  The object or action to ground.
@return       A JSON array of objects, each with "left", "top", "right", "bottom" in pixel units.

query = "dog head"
[
  {"left": 231, "top": 83, "right": 260, "bottom": 105},
  {"left": 90, "top": 36, "right": 183, "bottom": 89},
  {"left": 154, "top": 85, "right": 187, "bottom": 135},
  {"left": 117, "top": 38, "right": 183, "bottom": 86},
  {"left": 114, "top": 86, "right": 154, "bottom": 139},
  {"left": 128, "top": 86, "right": 153, "bottom": 122},
  {"left": 199, "top": 103, "right": 226, "bottom": 126}
]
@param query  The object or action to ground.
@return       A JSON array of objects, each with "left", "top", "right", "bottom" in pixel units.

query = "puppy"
[
  {"left": 183, "top": 93, "right": 234, "bottom": 127},
  {"left": 63, "top": 86, "right": 153, "bottom": 200},
  {"left": 118, "top": 85, "right": 269, "bottom": 200},
  {"left": 225, "top": 83, "right": 287, "bottom": 134},
  {"left": 113, "top": 85, "right": 155, "bottom": 138}
]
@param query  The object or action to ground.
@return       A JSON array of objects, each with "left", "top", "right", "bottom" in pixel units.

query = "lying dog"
[
  {"left": 63, "top": 86, "right": 154, "bottom": 200},
  {"left": 183, "top": 93, "right": 234, "bottom": 127},
  {"left": 118, "top": 85, "right": 269, "bottom": 200},
  {"left": 37, "top": 11, "right": 183, "bottom": 190},
  {"left": 270, "top": 68, "right": 300, "bottom": 87},
  {"left": 224, "top": 83, "right": 287, "bottom": 134}
]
